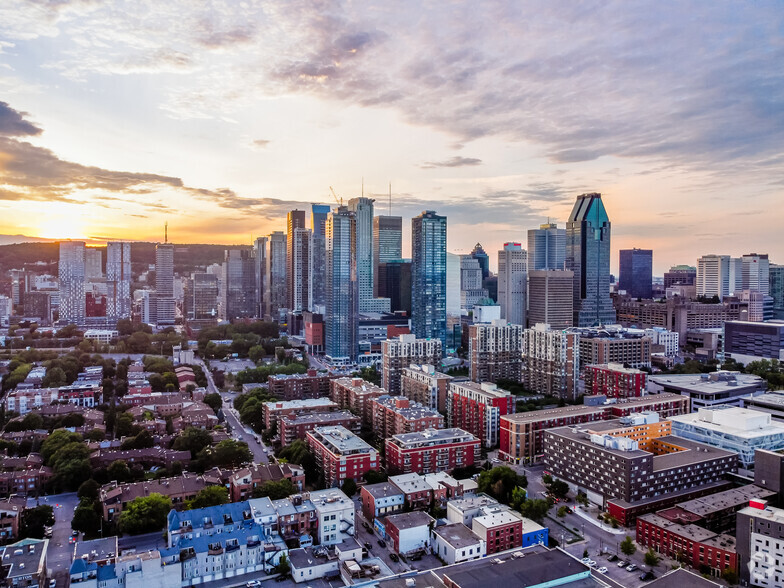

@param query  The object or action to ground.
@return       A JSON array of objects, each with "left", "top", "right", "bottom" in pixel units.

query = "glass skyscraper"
[
  {"left": 527, "top": 222, "right": 566, "bottom": 270},
  {"left": 619, "top": 248, "right": 653, "bottom": 299},
  {"left": 58, "top": 241, "right": 86, "bottom": 325},
  {"left": 310, "top": 204, "right": 331, "bottom": 309},
  {"left": 326, "top": 206, "right": 358, "bottom": 362},
  {"left": 106, "top": 241, "right": 131, "bottom": 322},
  {"left": 373, "top": 215, "right": 402, "bottom": 296},
  {"left": 348, "top": 197, "right": 375, "bottom": 310},
  {"left": 412, "top": 210, "right": 447, "bottom": 347},
  {"left": 222, "top": 249, "right": 256, "bottom": 319},
  {"left": 470, "top": 243, "right": 490, "bottom": 280},
  {"left": 566, "top": 193, "right": 616, "bottom": 327},
  {"left": 266, "top": 231, "right": 287, "bottom": 320}
]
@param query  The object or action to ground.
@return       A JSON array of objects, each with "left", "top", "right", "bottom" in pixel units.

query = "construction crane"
[{"left": 329, "top": 186, "right": 343, "bottom": 207}]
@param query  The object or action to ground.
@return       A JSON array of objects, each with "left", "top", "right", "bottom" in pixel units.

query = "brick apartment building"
[
  {"left": 371, "top": 396, "right": 444, "bottom": 439},
  {"left": 360, "top": 482, "right": 405, "bottom": 521},
  {"left": 385, "top": 428, "right": 480, "bottom": 475},
  {"left": 262, "top": 398, "right": 338, "bottom": 429},
  {"left": 573, "top": 328, "right": 652, "bottom": 369},
  {"left": 400, "top": 364, "right": 452, "bottom": 413},
  {"left": 279, "top": 411, "right": 361, "bottom": 447},
  {"left": 267, "top": 370, "right": 337, "bottom": 401},
  {"left": 329, "top": 377, "right": 386, "bottom": 425},
  {"left": 381, "top": 334, "right": 443, "bottom": 395},
  {"left": 471, "top": 507, "right": 523, "bottom": 555},
  {"left": 584, "top": 363, "right": 647, "bottom": 398},
  {"left": 467, "top": 321, "right": 524, "bottom": 384},
  {"left": 447, "top": 381, "right": 514, "bottom": 447},
  {"left": 306, "top": 426, "right": 378, "bottom": 487}
]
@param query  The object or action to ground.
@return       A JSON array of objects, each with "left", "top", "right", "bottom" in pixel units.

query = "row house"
[
  {"left": 385, "top": 428, "right": 481, "bottom": 476},
  {"left": 371, "top": 396, "right": 444, "bottom": 439},
  {"left": 447, "top": 381, "right": 514, "bottom": 447},
  {"left": 4, "top": 383, "right": 102, "bottom": 415},
  {"left": 584, "top": 363, "right": 647, "bottom": 398},
  {"left": 279, "top": 411, "right": 361, "bottom": 448},
  {"left": 329, "top": 377, "right": 385, "bottom": 424},
  {"left": 90, "top": 447, "right": 192, "bottom": 469},
  {"left": 229, "top": 463, "right": 306, "bottom": 502},
  {"left": 0, "top": 495, "right": 26, "bottom": 541},
  {"left": 360, "top": 483, "right": 405, "bottom": 521}
]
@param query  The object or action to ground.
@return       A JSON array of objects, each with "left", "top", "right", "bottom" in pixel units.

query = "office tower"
[
  {"left": 289, "top": 227, "right": 312, "bottom": 313},
  {"left": 619, "top": 248, "right": 653, "bottom": 299},
  {"left": 155, "top": 240, "right": 175, "bottom": 326},
  {"left": 741, "top": 253, "right": 770, "bottom": 294},
  {"left": 222, "top": 249, "right": 256, "bottom": 319},
  {"left": 106, "top": 241, "right": 131, "bottom": 322},
  {"left": 497, "top": 243, "right": 527, "bottom": 326},
  {"left": 348, "top": 197, "right": 375, "bottom": 310},
  {"left": 84, "top": 248, "right": 103, "bottom": 279},
  {"left": 188, "top": 273, "right": 219, "bottom": 320},
  {"left": 373, "top": 216, "right": 402, "bottom": 296},
  {"left": 527, "top": 270, "right": 574, "bottom": 329},
  {"left": 468, "top": 321, "right": 524, "bottom": 383},
  {"left": 770, "top": 264, "right": 784, "bottom": 319},
  {"left": 527, "top": 222, "right": 566, "bottom": 270},
  {"left": 521, "top": 323, "right": 580, "bottom": 400},
  {"left": 460, "top": 255, "right": 487, "bottom": 309},
  {"left": 663, "top": 264, "right": 697, "bottom": 288},
  {"left": 254, "top": 236, "right": 267, "bottom": 318},
  {"left": 470, "top": 243, "right": 490, "bottom": 280},
  {"left": 286, "top": 210, "right": 306, "bottom": 312},
  {"left": 266, "top": 231, "right": 287, "bottom": 320},
  {"left": 381, "top": 334, "right": 442, "bottom": 395},
  {"left": 412, "top": 211, "right": 447, "bottom": 346},
  {"left": 377, "top": 260, "right": 412, "bottom": 314},
  {"left": 311, "top": 204, "right": 331, "bottom": 308},
  {"left": 728, "top": 256, "right": 743, "bottom": 296},
  {"left": 325, "top": 206, "right": 358, "bottom": 362},
  {"left": 445, "top": 252, "right": 461, "bottom": 317},
  {"left": 696, "top": 254, "right": 731, "bottom": 299},
  {"left": 566, "top": 193, "right": 616, "bottom": 327},
  {"left": 58, "top": 241, "right": 86, "bottom": 325}
]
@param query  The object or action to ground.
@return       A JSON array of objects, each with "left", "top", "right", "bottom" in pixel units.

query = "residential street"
[{"left": 27, "top": 492, "right": 79, "bottom": 587}]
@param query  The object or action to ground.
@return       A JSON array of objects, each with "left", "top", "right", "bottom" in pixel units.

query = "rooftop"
[
  {"left": 265, "top": 398, "right": 338, "bottom": 410},
  {"left": 280, "top": 410, "right": 359, "bottom": 426},
  {"left": 384, "top": 510, "right": 435, "bottom": 530},
  {"left": 649, "top": 371, "right": 765, "bottom": 395},
  {"left": 374, "top": 395, "right": 443, "bottom": 420},
  {"left": 0, "top": 538, "right": 48, "bottom": 579},
  {"left": 743, "top": 391, "right": 784, "bottom": 409},
  {"left": 308, "top": 426, "right": 376, "bottom": 455},
  {"left": 308, "top": 488, "right": 353, "bottom": 512},
  {"left": 645, "top": 568, "right": 721, "bottom": 588},
  {"left": 677, "top": 484, "right": 776, "bottom": 517},
  {"left": 448, "top": 494, "right": 500, "bottom": 513},
  {"left": 362, "top": 482, "right": 404, "bottom": 500},
  {"left": 669, "top": 406, "right": 784, "bottom": 438},
  {"left": 450, "top": 381, "right": 513, "bottom": 399},
  {"left": 389, "top": 473, "right": 432, "bottom": 494},
  {"left": 73, "top": 537, "right": 118, "bottom": 562},
  {"left": 432, "top": 523, "right": 482, "bottom": 549},
  {"left": 472, "top": 508, "right": 524, "bottom": 529},
  {"left": 638, "top": 513, "right": 717, "bottom": 542},
  {"left": 737, "top": 504, "right": 784, "bottom": 523},
  {"left": 390, "top": 428, "right": 478, "bottom": 447}
]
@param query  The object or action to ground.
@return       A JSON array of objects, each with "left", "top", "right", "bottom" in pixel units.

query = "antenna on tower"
[
  {"left": 389, "top": 182, "right": 392, "bottom": 215},
  {"left": 164, "top": 222, "right": 168, "bottom": 244}
]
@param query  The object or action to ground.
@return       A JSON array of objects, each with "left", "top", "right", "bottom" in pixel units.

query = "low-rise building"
[
  {"left": 279, "top": 411, "right": 361, "bottom": 447},
  {"left": 268, "top": 370, "right": 337, "bottom": 401},
  {"left": 371, "top": 396, "right": 444, "bottom": 439},
  {"left": 388, "top": 473, "right": 434, "bottom": 511},
  {"left": 648, "top": 371, "right": 767, "bottom": 411},
  {"left": 471, "top": 507, "right": 533, "bottom": 554},
  {"left": 446, "top": 494, "right": 501, "bottom": 527},
  {"left": 400, "top": 364, "right": 452, "bottom": 412},
  {"left": 383, "top": 511, "right": 434, "bottom": 555},
  {"left": 361, "top": 483, "right": 405, "bottom": 521},
  {"left": 329, "top": 377, "right": 386, "bottom": 424},
  {"left": 263, "top": 398, "right": 339, "bottom": 429},
  {"left": 0, "top": 495, "right": 26, "bottom": 541},
  {"left": 90, "top": 447, "right": 192, "bottom": 469},
  {"left": 228, "top": 463, "right": 305, "bottom": 502},
  {"left": 100, "top": 473, "right": 215, "bottom": 522},
  {"left": 430, "top": 522, "right": 486, "bottom": 565},
  {"left": 0, "top": 538, "right": 48, "bottom": 588},
  {"left": 306, "top": 426, "right": 378, "bottom": 487},
  {"left": 288, "top": 538, "right": 363, "bottom": 584},
  {"left": 584, "top": 363, "right": 647, "bottom": 398},
  {"left": 385, "top": 428, "right": 481, "bottom": 476},
  {"left": 309, "top": 488, "right": 356, "bottom": 545}
]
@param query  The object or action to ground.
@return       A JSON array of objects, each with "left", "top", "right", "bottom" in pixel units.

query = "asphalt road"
[{"left": 27, "top": 492, "right": 80, "bottom": 586}]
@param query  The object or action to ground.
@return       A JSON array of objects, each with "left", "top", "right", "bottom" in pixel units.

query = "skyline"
[{"left": 1, "top": 1, "right": 783, "bottom": 275}]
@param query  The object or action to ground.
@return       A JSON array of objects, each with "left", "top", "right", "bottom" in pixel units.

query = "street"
[{"left": 27, "top": 492, "right": 80, "bottom": 586}]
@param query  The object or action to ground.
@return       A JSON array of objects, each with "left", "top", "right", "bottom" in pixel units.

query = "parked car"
[
  {"left": 617, "top": 560, "right": 629, "bottom": 568},
  {"left": 640, "top": 571, "right": 656, "bottom": 581},
  {"left": 607, "top": 554, "right": 618, "bottom": 562},
  {"left": 364, "top": 542, "right": 372, "bottom": 550},
  {"left": 378, "top": 539, "right": 386, "bottom": 548},
  {"left": 626, "top": 564, "right": 638, "bottom": 572},
  {"left": 246, "top": 581, "right": 262, "bottom": 588},
  {"left": 48, "top": 581, "right": 56, "bottom": 588},
  {"left": 274, "top": 575, "right": 288, "bottom": 582},
  {"left": 362, "top": 522, "right": 371, "bottom": 531},
  {"left": 390, "top": 553, "right": 399, "bottom": 562},
  {"left": 597, "top": 567, "right": 608, "bottom": 574}
]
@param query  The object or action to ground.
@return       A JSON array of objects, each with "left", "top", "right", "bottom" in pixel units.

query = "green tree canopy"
[
  {"left": 203, "top": 393, "right": 223, "bottom": 414},
  {"left": 118, "top": 493, "right": 172, "bottom": 535},
  {"left": 620, "top": 536, "right": 637, "bottom": 556},
  {"left": 198, "top": 439, "right": 252, "bottom": 469},
  {"left": 341, "top": 479, "right": 358, "bottom": 497},
  {"left": 187, "top": 486, "right": 229, "bottom": 509},
  {"left": 77, "top": 479, "right": 101, "bottom": 501},
  {"left": 172, "top": 427, "right": 213, "bottom": 459},
  {"left": 20, "top": 505, "right": 55, "bottom": 539},
  {"left": 477, "top": 466, "right": 528, "bottom": 504},
  {"left": 72, "top": 500, "right": 102, "bottom": 536},
  {"left": 107, "top": 459, "right": 132, "bottom": 483},
  {"left": 644, "top": 548, "right": 660, "bottom": 567},
  {"left": 252, "top": 479, "right": 297, "bottom": 500},
  {"left": 41, "top": 429, "right": 83, "bottom": 465}
]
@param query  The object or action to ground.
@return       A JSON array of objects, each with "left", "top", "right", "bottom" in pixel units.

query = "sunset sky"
[{"left": 0, "top": 1, "right": 782, "bottom": 274}]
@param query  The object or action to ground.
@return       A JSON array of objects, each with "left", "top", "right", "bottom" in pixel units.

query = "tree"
[
  {"left": 87, "top": 429, "right": 106, "bottom": 442},
  {"left": 549, "top": 479, "right": 570, "bottom": 500},
  {"left": 51, "top": 442, "right": 92, "bottom": 490},
  {"left": 42, "top": 367, "right": 67, "bottom": 388},
  {"left": 40, "top": 429, "right": 82, "bottom": 464},
  {"left": 517, "top": 498, "right": 550, "bottom": 523},
  {"left": 721, "top": 567, "right": 739, "bottom": 585},
  {"left": 114, "top": 413, "right": 137, "bottom": 438},
  {"left": 121, "top": 429, "right": 154, "bottom": 450},
  {"left": 72, "top": 500, "right": 102, "bottom": 536},
  {"left": 199, "top": 440, "right": 252, "bottom": 469},
  {"left": 118, "top": 493, "right": 172, "bottom": 535},
  {"left": 557, "top": 505, "right": 569, "bottom": 518},
  {"left": 477, "top": 466, "right": 527, "bottom": 504},
  {"left": 20, "top": 412, "right": 44, "bottom": 431},
  {"left": 172, "top": 427, "right": 213, "bottom": 458},
  {"left": 620, "top": 536, "right": 637, "bottom": 557},
  {"left": 341, "top": 479, "right": 358, "bottom": 497},
  {"left": 20, "top": 505, "right": 54, "bottom": 539},
  {"left": 276, "top": 554, "right": 290, "bottom": 577},
  {"left": 107, "top": 460, "right": 132, "bottom": 483},
  {"left": 644, "top": 548, "right": 660, "bottom": 567},
  {"left": 187, "top": 486, "right": 229, "bottom": 509},
  {"left": 363, "top": 470, "right": 388, "bottom": 485},
  {"left": 249, "top": 345, "right": 266, "bottom": 363},
  {"left": 78, "top": 479, "right": 101, "bottom": 501},
  {"left": 203, "top": 392, "right": 223, "bottom": 414},
  {"left": 276, "top": 440, "right": 318, "bottom": 485},
  {"left": 253, "top": 479, "right": 297, "bottom": 500}
]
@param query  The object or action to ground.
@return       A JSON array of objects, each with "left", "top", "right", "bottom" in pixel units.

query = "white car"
[{"left": 597, "top": 567, "right": 608, "bottom": 574}]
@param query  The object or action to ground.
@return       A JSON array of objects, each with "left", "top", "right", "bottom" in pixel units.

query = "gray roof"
[
  {"left": 363, "top": 483, "right": 404, "bottom": 499},
  {"left": 384, "top": 510, "right": 434, "bottom": 530},
  {"left": 646, "top": 568, "right": 721, "bottom": 588},
  {"left": 432, "top": 523, "right": 481, "bottom": 549}
]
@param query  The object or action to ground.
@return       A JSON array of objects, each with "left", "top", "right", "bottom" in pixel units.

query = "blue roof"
[
  {"left": 69, "top": 558, "right": 97, "bottom": 575},
  {"left": 161, "top": 521, "right": 267, "bottom": 557},
  {"left": 96, "top": 564, "right": 118, "bottom": 581},
  {"left": 168, "top": 501, "right": 252, "bottom": 533}
]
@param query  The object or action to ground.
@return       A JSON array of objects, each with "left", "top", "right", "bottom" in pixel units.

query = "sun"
[{"left": 35, "top": 205, "right": 89, "bottom": 240}]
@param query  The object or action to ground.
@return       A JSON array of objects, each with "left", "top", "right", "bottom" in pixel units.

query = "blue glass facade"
[
  {"left": 619, "top": 248, "right": 653, "bottom": 299},
  {"left": 412, "top": 211, "right": 447, "bottom": 347},
  {"left": 326, "top": 206, "right": 358, "bottom": 362},
  {"left": 566, "top": 193, "right": 616, "bottom": 327}
]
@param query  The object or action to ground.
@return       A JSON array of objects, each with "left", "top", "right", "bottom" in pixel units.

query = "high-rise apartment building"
[
  {"left": 447, "top": 381, "right": 515, "bottom": 447},
  {"left": 254, "top": 236, "right": 267, "bottom": 318},
  {"left": 400, "top": 364, "right": 452, "bottom": 413},
  {"left": 527, "top": 270, "right": 573, "bottom": 329},
  {"left": 734, "top": 503, "right": 784, "bottom": 587},
  {"left": 325, "top": 207, "right": 358, "bottom": 363},
  {"left": 566, "top": 193, "right": 615, "bottom": 326},
  {"left": 106, "top": 241, "right": 131, "bottom": 323},
  {"left": 310, "top": 204, "right": 330, "bottom": 309},
  {"left": 697, "top": 254, "right": 731, "bottom": 300},
  {"left": 468, "top": 321, "right": 524, "bottom": 384},
  {"left": 289, "top": 227, "right": 311, "bottom": 313},
  {"left": 373, "top": 216, "right": 402, "bottom": 297},
  {"left": 348, "top": 197, "right": 375, "bottom": 310},
  {"left": 527, "top": 222, "right": 565, "bottom": 271},
  {"left": 155, "top": 242, "right": 175, "bottom": 326},
  {"left": 266, "top": 231, "right": 287, "bottom": 320},
  {"left": 381, "top": 334, "right": 443, "bottom": 395},
  {"left": 497, "top": 243, "right": 527, "bottom": 326},
  {"left": 222, "top": 249, "right": 256, "bottom": 319},
  {"left": 664, "top": 265, "right": 697, "bottom": 288},
  {"left": 741, "top": 253, "right": 770, "bottom": 295},
  {"left": 470, "top": 243, "right": 490, "bottom": 280},
  {"left": 412, "top": 211, "right": 447, "bottom": 347},
  {"left": 58, "top": 241, "right": 86, "bottom": 325},
  {"left": 521, "top": 323, "right": 580, "bottom": 400},
  {"left": 460, "top": 255, "right": 487, "bottom": 310},
  {"left": 286, "top": 210, "right": 306, "bottom": 313},
  {"left": 84, "top": 247, "right": 103, "bottom": 279},
  {"left": 619, "top": 248, "right": 653, "bottom": 299}
]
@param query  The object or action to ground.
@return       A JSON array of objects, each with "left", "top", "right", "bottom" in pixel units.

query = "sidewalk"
[{"left": 573, "top": 506, "right": 626, "bottom": 535}]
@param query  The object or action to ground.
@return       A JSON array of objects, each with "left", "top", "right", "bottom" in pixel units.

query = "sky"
[{"left": 0, "top": 1, "right": 782, "bottom": 275}]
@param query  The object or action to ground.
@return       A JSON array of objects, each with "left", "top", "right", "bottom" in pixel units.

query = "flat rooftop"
[
  {"left": 432, "top": 523, "right": 482, "bottom": 549},
  {"left": 280, "top": 410, "right": 358, "bottom": 425},
  {"left": 737, "top": 504, "right": 784, "bottom": 523},
  {"left": 390, "top": 428, "right": 477, "bottom": 447},
  {"left": 669, "top": 406, "right": 784, "bottom": 438},
  {"left": 743, "top": 391, "right": 784, "bottom": 409},
  {"left": 309, "top": 426, "right": 375, "bottom": 455},
  {"left": 264, "top": 398, "right": 338, "bottom": 410},
  {"left": 650, "top": 436, "right": 737, "bottom": 470},
  {"left": 649, "top": 372, "right": 765, "bottom": 395},
  {"left": 74, "top": 537, "right": 119, "bottom": 561},
  {"left": 385, "top": 510, "right": 434, "bottom": 530},
  {"left": 678, "top": 484, "right": 776, "bottom": 517},
  {"left": 638, "top": 513, "right": 717, "bottom": 542},
  {"left": 363, "top": 482, "right": 403, "bottom": 499},
  {"left": 646, "top": 568, "right": 721, "bottom": 588}
]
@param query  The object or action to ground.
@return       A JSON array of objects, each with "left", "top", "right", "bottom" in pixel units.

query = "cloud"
[
  {"left": 420, "top": 156, "right": 483, "bottom": 169},
  {"left": 250, "top": 139, "right": 270, "bottom": 149},
  {"left": 0, "top": 102, "right": 42, "bottom": 137}
]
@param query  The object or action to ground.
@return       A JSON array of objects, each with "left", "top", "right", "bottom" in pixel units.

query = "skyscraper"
[
  {"left": 470, "top": 243, "right": 490, "bottom": 280},
  {"left": 377, "top": 260, "right": 412, "bottom": 314},
  {"left": 348, "top": 197, "right": 375, "bottom": 310},
  {"left": 741, "top": 253, "right": 770, "bottom": 295},
  {"left": 222, "top": 249, "right": 256, "bottom": 319},
  {"left": 619, "top": 248, "right": 653, "bottom": 299},
  {"left": 311, "top": 204, "right": 331, "bottom": 309},
  {"left": 770, "top": 264, "right": 784, "bottom": 319},
  {"left": 254, "top": 236, "right": 267, "bottom": 318},
  {"left": 497, "top": 243, "right": 527, "bottom": 326},
  {"left": 412, "top": 211, "right": 447, "bottom": 346},
  {"left": 566, "top": 193, "right": 615, "bottom": 327},
  {"left": 373, "top": 215, "right": 402, "bottom": 296},
  {"left": 266, "top": 231, "right": 287, "bottom": 320},
  {"left": 106, "top": 241, "right": 131, "bottom": 323},
  {"left": 527, "top": 270, "right": 574, "bottom": 329},
  {"left": 460, "top": 255, "right": 487, "bottom": 309},
  {"left": 155, "top": 242, "right": 175, "bottom": 326},
  {"left": 696, "top": 254, "right": 731, "bottom": 299},
  {"left": 58, "top": 241, "right": 86, "bottom": 325},
  {"left": 527, "top": 222, "right": 566, "bottom": 270},
  {"left": 286, "top": 210, "right": 306, "bottom": 312},
  {"left": 84, "top": 248, "right": 103, "bottom": 279},
  {"left": 325, "top": 206, "right": 358, "bottom": 363},
  {"left": 289, "top": 227, "right": 312, "bottom": 313},
  {"left": 188, "top": 272, "right": 219, "bottom": 320}
]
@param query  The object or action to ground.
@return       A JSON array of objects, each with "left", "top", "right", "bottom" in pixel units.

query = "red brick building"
[
  {"left": 329, "top": 377, "right": 386, "bottom": 425},
  {"left": 229, "top": 463, "right": 306, "bottom": 501},
  {"left": 279, "top": 411, "right": 361, "bottom": 447},
  {"left": 371, "top": 396, "right": 444, "bottom": 439},
  {"left": 306, "top": 425, "right": 379, "bottom": 487},
  {"left": 471, "top": 508, "right": 523, "bottom": 555},
  {"left": 584, "top": 363, "right": 647, "bottom": 398},
  {"left": 447, "top": 381, "right": 515, "bottom": 447},
  {"left": 267, "top": 369, "right": 336, "bottom": 401},
  {"left": 304, "top": 312, "right": 324, "bottom": 354},
  {"left": 385, "top": 428, "right": 480, "bottom": 475},
  {"left": 262, "top": 398, "right": 338, "bottom": 429},
  {"left": 636, "top": 513, "right": 738, "bottom": 577}
]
